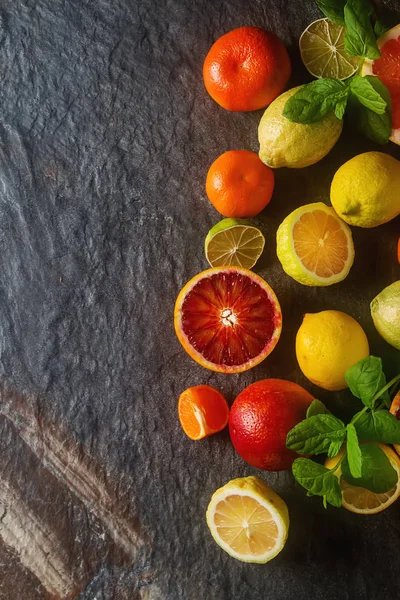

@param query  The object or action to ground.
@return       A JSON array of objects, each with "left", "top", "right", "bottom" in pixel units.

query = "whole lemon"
[
  {"left": 371, "top": 281, "right": 400, "bottom": 350},
  {"left": 330, "top": 152, "right": 400, "bottom": 228},
  {"left": 296, "top": 310, "right": 370, "bottom": 391},
  {"left": 258, "top": 87, "right": 343, "bottom": 168}
]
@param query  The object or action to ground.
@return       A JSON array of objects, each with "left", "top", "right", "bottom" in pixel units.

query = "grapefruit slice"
[
  {"left": 362, "top": 24, "right": 400, "bottom": 144},
  {"left": 174, "top": 267, "right": 282, "bottom": 373}
]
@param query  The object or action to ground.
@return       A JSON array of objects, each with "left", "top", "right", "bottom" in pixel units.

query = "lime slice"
[
  {"left": 204, "top": 218, "right": 265, "bottom": 269},
  {"left": 299, "top": 18, "right": 359, "bottom": 80}
]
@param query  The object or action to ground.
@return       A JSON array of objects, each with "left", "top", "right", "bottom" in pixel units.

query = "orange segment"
[
  {"left": 293, "top": 209, "right": 349, "bottom": 278},
  {"left": 178, "top": 385, "right": 229, "bottom": 440}
]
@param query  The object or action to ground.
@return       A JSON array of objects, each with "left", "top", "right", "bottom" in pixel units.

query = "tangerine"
[
  {"left": 203, "top": 26, "right": 291, "bottom": 112},
  {"left": 178, "top": 385, "right": 229, "bottom": 440},
  {"left": 206, "top": 150, "right": 274, "bottom": 217}
]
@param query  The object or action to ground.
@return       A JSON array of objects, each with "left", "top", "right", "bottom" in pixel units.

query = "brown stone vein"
[
  {"left": 0, "top": 387, "right": 146, "bottom": 560},
  {"left": 0, "top": 482, "right": 76, "bottom": 599}
]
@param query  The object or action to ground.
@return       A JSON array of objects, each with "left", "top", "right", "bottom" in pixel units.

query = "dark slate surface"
[{"left": 0, "top": 0, "right": 400, "bottom": 598}]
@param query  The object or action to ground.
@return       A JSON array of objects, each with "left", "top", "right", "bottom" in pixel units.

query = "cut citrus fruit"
[
  {"left": 174, "top": 267, "right": 282, "bottom": 373},
  {"left": 206, "top": 476, "right": 289, "bottom": 563},
  {"left": 299, "top": 18, "right": 359, "bottom": 80},
  {"left": 390, "top": 391, "right": 400, "bottom": 456},
  {"left": 362, "top": 24, "right": 400, "bottom": 144},
  {"left": 325, "top": 443, "right": 400, "bottom": 514},
  {"left": 276, "top": 202, "right": 355, "bottom": 286},
  {"left": 204, "top": 218, "right": 265, "bottom": 269},
  {"left": 178, "top": 385, "right": 229, "bottom": 440}
]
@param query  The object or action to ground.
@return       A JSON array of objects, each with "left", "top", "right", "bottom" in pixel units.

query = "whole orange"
[
  {"left": 203, "top": 26, "right": 291, "bottom": 112},
  {"left": 206, "top": 150, "right": 274, "bottom": 217},
  {"left": 229, "top": 379, "right": 314, "bottom": 471}
]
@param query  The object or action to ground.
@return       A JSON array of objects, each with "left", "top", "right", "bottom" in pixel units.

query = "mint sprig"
[
  {"left": 284, "top": 1, "right": 393, "bottom": 144},
  {"left": 343, "top": 0, "right": 380, "bottom": 60},
  {"left": 287, "top": 356, "right": 400, "bottom": 508},
  {"left": 316, "top": 0, "right": 380, "bottom": 59}
]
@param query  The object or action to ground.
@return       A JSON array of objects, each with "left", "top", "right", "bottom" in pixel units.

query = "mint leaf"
[
  {"left": 283, "top": 79, "right": 349, "bottom": 124},
  {"left": 306, "top": 399, "right": 331, "bottom": 418},
  {"left": 349, "top": 76, "right": 387, "bottom": 114},
  {"left": 346, "top": 423, "right": 362, "bottom": 478},
  {"left": 346, "top": 76, "right": 392, "bottom": 144},
  {"left": 292, "top": 458, "right": 342, "bottom": 508},
  {"left": 286, "top": 414, "right": 346, "bottom": 455},
  {"left": 315, "top": 0, "right": 346, "bottom": 25},
  {"left": 342, "top": 443, "right": 398, "bottom": 493},
  {"left": 327, "top": 438, "right": 344, "bottom": 458},
  {"left": 374, "top": 11, "right": 398, "bottom": 38},
  {"left": 335, "top": 96, "right": 348, "bottom": 120},
  {"left": 344, "top": 0, "right": 381, "bottom": 60},
  {"left": 345, "top": 356, "right": 387, "bottom": 408},
  {"left": 353, "top": 410, "right": 400, "bottom": 444}
]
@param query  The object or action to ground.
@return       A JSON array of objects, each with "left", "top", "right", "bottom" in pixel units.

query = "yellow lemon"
[
  {"left": 276, "top": 202, "right": 354, "bottom": 286},
  {"left": 330, "top": 151, "right": 400, "bottom": 228},
  {"left": 258, "top": 87, "right": 343, "bottom": 169},
  {"left": 206, "top": 476, "right": 289, "bottom": 564},
  {"left": 296, "top": 310, "right": 369, "bottom": 391},
  {"left": 325, "top": 444, "right": 400, "bottom": 514}
]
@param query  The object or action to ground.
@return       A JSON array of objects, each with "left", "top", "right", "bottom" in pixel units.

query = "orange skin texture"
[
  {"left": 390, "top": 391, "right": 400, "bottom": 455},
  {"left": 178, "top": 385, "right": 229, "bottom": 440},
  {"left": 229, "top": 379, "right": 314, "bottom": 471},
  {"left": 206, "top": 150, "right": 274, "bottom": 217},
  {"left": 203, "top": 26, "right": 291, "bottom": 112}
]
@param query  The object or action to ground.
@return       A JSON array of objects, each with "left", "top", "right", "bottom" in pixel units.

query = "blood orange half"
[
  {"left": 362, "top": 24, "right": 400, "bottom": 144},
  {"left": 174, "top": 267, "right": 282, "bottom": 373}
]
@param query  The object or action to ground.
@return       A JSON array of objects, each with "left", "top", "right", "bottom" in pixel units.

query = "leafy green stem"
[{"left": 372, "top": 374, "right": 400, "bottom": 403}]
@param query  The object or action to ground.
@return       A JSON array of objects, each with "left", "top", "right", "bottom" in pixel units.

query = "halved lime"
[
  {"left": 299, "top": 18, "right": 359, "bottom": 80},
  {"left": 204, "top": 218, "right": 265, "bottom": 269}
]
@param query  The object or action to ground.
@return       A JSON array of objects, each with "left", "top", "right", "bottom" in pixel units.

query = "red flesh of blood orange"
[{"left": 174, "top": 267, "right": 282, "bottom": 373}]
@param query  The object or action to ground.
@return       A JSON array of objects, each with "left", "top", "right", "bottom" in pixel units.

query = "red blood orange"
[
  {"left": 229, "top": 379, "right": 314, "bottom": 471},
  {"left": 362, "top": 24, "right": 400, "bottom": 144},
  {"left": 174, "top": 267, "right": 282, "bottom": 373}
]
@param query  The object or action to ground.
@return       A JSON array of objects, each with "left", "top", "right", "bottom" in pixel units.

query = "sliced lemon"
[
  {"left": 276, "top": 202, "right": 355, "bottom": 286},
  {"left": 325, "top": 443, "right": 400, "bottom": 514},
  {"left": 204, "top": 218, "right": 265, "bottom": 269},
  {"left": 206, "top": 476, "right": 289, "bottom": 563},
  {"left": 300, "top": 18, "right": 360, "bottom": 80}
]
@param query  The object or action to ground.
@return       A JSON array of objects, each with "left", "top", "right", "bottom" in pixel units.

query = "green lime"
[
  {"left": 299, "top": 18, "right": 359, "bottom": 80},
  {"left": 204, "top": 218, "right": 265, "bottom": 269},
  {"left": 371, "top": 281, "right": 400, "bottom": 350}
]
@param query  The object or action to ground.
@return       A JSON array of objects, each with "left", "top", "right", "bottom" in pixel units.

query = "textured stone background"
[{"left": 0, "top": 0, "right": 400, "bottom": 598}]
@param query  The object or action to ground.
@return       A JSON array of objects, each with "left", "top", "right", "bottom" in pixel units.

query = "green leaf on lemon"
[
  {"left": 353, "top": 410, "right": 400, "bottom": 444},
  {"left": 346, "top": 423, "right": 362, "bottom": 478},
  {"left": 342, "top": 443, "right": 398, "bottom": 493},
  {"left": 292, "top": 458, "right": 342, "bottom": 508}
]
